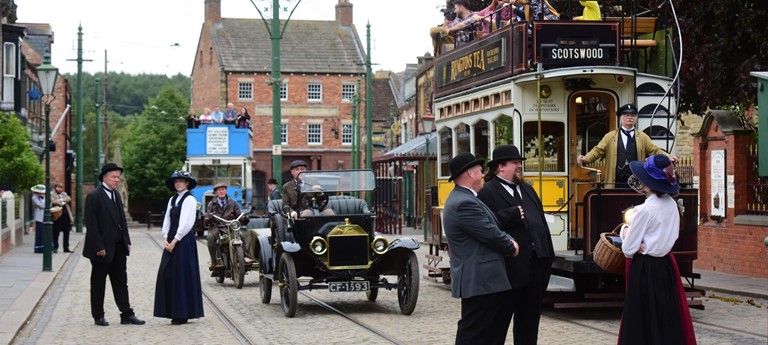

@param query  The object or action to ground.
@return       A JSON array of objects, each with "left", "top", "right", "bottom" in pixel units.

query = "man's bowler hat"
[
  {"left": 267, "top": 178, "right": 278, "bottom": 185},
  {"left": 448, "top": 152, "right": 485, "bottom": 182},
  {"left": 290, "top": 160, "right": 308, "bottom": 169},
  {"left": 99, "top": 163, "right": 124, "bottom": 181},
  {"left": 488, "top": 145, "right": 526, "bottom": 168}
]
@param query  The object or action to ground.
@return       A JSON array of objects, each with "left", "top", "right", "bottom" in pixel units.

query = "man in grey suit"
[{"left": 444, "top": 152, "right": 519, "bottom": 345}]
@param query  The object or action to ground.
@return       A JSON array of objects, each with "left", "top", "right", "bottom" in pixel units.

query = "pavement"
[{"left": 0, "top": 225, "right": 766, "bottom": 345}]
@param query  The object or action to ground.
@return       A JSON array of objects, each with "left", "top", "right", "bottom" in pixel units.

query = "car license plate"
[{"left": 328, "top": 281, "right": 370, "bottom": 292}]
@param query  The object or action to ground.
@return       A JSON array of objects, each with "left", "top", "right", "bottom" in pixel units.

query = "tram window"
[
  {"left": 522, "top": 121, "right": 565, "bottom": 172},
  {"left": 494, "top": 115, "right": 515, "bottom": 147},
  {"left": 189, "top": 165, "right": 243, "bottom": 187},
  {"left": 439, "top": 128, "right": 453, "bottom": 178},
  {"left": 474, "top": 120, "right": 490, "bottom": 163},
  {"left": 456, "top": 124, "right": 471, "bottom": 155}
]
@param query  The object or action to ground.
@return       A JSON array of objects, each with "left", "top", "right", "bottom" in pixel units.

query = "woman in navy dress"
[{"left": 153, "top": 171, "right": 204, "bottom": 325}]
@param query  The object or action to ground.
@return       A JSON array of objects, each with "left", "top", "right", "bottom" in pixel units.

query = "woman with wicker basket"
[{"left": 617, "top": 154, "right": 696, "bottom": 345}]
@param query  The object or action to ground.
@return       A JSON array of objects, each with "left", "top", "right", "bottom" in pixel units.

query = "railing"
[{"left": 746, "top": 143, "right": 768, "bottom": 215}]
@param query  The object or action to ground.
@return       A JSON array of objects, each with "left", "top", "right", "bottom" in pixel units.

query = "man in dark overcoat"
[
  {"left": 477, "top": 145, "right": 554, "bottom": 345},
  {"left": 82, "top": 163, "right": 145, "bottom": 326}
]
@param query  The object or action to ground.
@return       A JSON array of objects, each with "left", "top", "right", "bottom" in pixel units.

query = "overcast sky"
[{"left": 15, "top": 0, "right": 446, "bottom": 76}]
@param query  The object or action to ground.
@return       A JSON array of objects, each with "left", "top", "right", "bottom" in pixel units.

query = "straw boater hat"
[
  {"left": 629, "top": 154, "right": 679, "bottom": 195},
  {"left": 30, "top": 184, "right": 46, "bottom": 194},
  {"left": 165, "top": 171, "right": 198, "bottom": 191},
  {"left": 448, "top": 152, "right": 485, "bottom": 182}
]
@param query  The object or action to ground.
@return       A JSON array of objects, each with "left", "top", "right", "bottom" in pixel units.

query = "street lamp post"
[
  {"left": 37, "top": 53, "right": 59, "bottom": 272},
  {"left": 422, "top": 115, "right": 435, "bottom": 242}
]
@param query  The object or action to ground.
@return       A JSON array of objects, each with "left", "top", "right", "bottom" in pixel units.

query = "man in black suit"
[
  {"left": 443, "top": 152, "right": 519, "bottom": 345},
  {"left": 477, "top": 145, "right": 554, "bottom": 345},
  {"left": 82, "top": 163, "right": 145, "bottom": 327},
  {"left": 267, "top": 178, "right": 281, "bottom": 202}
]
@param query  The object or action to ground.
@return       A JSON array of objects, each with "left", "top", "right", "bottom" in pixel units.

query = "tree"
[
  {"left": 0, "top": 113, "right": 44, "bottom": 191},
  {"left": 121, "top": 88, "right": 188, "bottom": 209}
]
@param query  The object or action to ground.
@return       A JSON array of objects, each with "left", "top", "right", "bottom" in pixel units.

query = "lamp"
[
  {"left": 421, "top": 114, "right": 435, "bottom": 242},
  {"left": 37, "top": 52, "right": 59, "bottom": 272},
  {"left": 326, "top": 118, "right": 339, "bottom": 139}
]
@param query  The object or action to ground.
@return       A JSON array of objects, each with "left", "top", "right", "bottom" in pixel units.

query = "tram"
[
  {"left": 423, "top": 3, "right": 703, "bottom": 308},
  {"left": 185, "top": 124, "right": 254, "bottom": 235}
]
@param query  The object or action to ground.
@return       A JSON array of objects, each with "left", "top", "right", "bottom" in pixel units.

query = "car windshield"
[{"left": 297, "top": 170, "right": 375, "bottom": 193}]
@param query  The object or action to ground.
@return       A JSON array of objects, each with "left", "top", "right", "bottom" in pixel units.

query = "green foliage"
[
  {"left": 121, "top": 88, "right": 188, "bottom": 207},
  {"left": 0, "top": 113, "right": 44, "bottom": 191}
]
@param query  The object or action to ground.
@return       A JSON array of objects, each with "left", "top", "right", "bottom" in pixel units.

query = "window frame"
[
  {"left": 307, "top": 123, "right": 322, "bottom": 145},
  {"left": 307, "top": 82, "right": 322, "bottom": 102}
]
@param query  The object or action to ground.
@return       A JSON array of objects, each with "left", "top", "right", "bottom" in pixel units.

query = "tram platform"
[{"left": 0, "top": 226, "right": 766, "bottom": 345}]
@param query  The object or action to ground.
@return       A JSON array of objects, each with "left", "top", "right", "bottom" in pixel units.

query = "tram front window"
[
  {"left": 522, "top": 121, "right": 565, "bottom": 172},
  {"left": 191, "top": 165, "right": 243, "bottom": 187}
]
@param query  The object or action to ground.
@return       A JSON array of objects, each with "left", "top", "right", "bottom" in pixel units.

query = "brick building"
[{"left": 190, "top": 0, "right": 368, "bottom": 200}]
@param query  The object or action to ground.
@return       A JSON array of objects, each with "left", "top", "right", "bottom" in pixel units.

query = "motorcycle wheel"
[
  {"left": 260, "top": 273, "right": 272, "bottom": 304},
  {"left": 216, "top": 249, "right": 227, "bottom": 284},
  {"left": 232, "top": 245, "right": 245, "bottom": 289}
]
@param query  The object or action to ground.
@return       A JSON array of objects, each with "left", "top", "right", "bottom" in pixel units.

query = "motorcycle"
[{"left": 209, "top": 213, "right": 258, "bottom": 289}]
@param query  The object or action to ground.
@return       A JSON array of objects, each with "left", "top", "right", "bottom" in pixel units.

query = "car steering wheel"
[{"left": 301, "top": 187, "right": 329, "bottom": 212}]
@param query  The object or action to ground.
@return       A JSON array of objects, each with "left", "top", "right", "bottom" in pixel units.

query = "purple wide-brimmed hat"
[{"left": 629, "top": 154, "right": 679, "bottom": 194}]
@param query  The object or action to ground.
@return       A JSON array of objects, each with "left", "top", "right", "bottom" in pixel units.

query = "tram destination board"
[
  {"left": 534, "top": 21, "right": 619, "bottom": 68},
  {"left": 328, "top": 280, "right": 370, "bottom": 292}
]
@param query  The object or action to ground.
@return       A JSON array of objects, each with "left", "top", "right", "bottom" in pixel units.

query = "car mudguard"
[
  {"left": 387, "top": 237, "right": 420, "bottom": 251},
  {"left": 281, "top": 241, "right": 301, "bottom": 253}
]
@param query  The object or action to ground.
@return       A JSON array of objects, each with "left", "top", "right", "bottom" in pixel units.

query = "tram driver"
[{"left": 577, "top": 103, "right": 677, "bottom": 187}]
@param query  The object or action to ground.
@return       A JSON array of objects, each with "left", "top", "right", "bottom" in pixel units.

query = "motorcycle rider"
[{"left": 205, "top": 183, "right": 242, "bottom": 271}]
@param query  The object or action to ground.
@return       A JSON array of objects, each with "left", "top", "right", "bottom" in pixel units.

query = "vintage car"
[{"left": 257, "top": 170, "right": 420, "bottom": 317}]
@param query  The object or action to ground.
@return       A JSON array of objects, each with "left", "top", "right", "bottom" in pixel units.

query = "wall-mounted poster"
[{"left": 710, "top": 149, "right": 726, "bottom": 219}]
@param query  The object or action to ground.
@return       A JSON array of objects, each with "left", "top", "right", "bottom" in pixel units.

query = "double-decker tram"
[{"left": 425, "top": 2, "right": 703, "bottom": 308}]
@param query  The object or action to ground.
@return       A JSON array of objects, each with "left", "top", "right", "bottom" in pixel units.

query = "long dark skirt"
[
  {"left": 619, "top": 253, "right": 694, "bottom": 345},
  {"left": 153, "top": 231, "right": 204, "bottom": 319}
]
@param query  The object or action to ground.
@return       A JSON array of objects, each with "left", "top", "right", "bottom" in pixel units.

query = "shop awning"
[{"left": 374, "top": 134, "right": 437, "bottom": 163}]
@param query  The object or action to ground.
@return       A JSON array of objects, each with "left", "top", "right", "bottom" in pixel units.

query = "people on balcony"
[
  {"left": 211, "top": 106, "right": 224, "bottom": 124},
  {"left": 430, "top": 8, "right": 458, "bottom": 56},
  {"left": 574, "top": 1, "right": 601, "bottom": 21},
  {"left": 236, "top": 107, "right": 251, "bottom": 129}
]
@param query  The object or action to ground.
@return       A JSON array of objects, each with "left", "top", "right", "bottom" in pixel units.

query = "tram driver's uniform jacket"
[{"left": 582, "top": 129, "right": 667, "bottom": 185}]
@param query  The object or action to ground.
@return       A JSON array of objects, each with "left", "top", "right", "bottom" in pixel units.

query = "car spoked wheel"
[
  {"left": 279, "top": 253, "right": 298, "bottom": 317},
  {"left": 397, "top": 251, "right": 420, "bottom": 315}
]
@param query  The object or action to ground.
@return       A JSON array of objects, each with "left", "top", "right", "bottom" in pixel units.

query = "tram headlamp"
[
  {"left": 371, "top": 236, "right": 389, "bottom": 255},
  {"left": 310, "top": 236, "right": 328, "bottom": 255}
]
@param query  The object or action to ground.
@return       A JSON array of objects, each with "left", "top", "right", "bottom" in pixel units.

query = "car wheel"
[
  {"left": 279, "top": 253, "right": 298, "bottom": 317},
  {"left": 397, "top": 251, "right": 420, "bottom": 315},
  {"left": 260, "top": 273, "right": 272, "bottom": 304},
  {"left": 366, "top": 287, "right": 379, "bottom": 302}
]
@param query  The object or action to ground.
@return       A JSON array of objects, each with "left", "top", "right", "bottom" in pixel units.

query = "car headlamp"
[
  {"left": 371, "top": 236, "right": 389, "bottom": 255},
  {"left": 310, "top": 236, "right": 328, "bottom": 255}
]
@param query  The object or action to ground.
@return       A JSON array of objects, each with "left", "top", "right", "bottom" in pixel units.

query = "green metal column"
[
  {"left": 95, "top": 77, "right": 102, "bottom": 183},
  {"left": 365, "top": 23, "right": 373, "bottom": 206},
  {"left": 270, "top": 0, "right": 283, "bottom": 186},
  {"left": 75, "top": 25, "right": 84, "bottom": 233}
]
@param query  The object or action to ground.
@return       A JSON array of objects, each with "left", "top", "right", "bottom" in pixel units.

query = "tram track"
[
  {"left": 149, "top": 233, "right": 255, "bottom": 345},
  {"left": 300, "top": 290, "right": 408, "bottom": 345}
]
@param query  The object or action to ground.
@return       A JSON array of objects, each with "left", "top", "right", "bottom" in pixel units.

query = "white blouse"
[
  {"left": 161, "top": 191, "right": 198, "bottom": 242},
  {"left": 621, "top": 194, "right": 680, "bottom": 258}
]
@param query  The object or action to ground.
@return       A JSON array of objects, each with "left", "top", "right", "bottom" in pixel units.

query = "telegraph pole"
[
  {"left": 253, "top": 0, "right": 303, "bottom": 187},
  {"left": 364, "top": 23, "right": 373, "bottom": 206},
  {"left": 95, "top": 76, "right": 102, "bottom": 183},
  {"left": 71, "top": 25, "right": 91, "bottom": 233}
]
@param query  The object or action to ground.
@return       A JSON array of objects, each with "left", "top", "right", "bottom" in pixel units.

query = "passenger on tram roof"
[
  {"left": 199, "top": 108, "right": 212, "bottom": 125},
  {"left": 429, "top": 7, "right": 458, "bottom": 56},
  {"left": 522, "top": 0, "right": 560, "bottom": 21},
  {"left": 573, "top": 1, "right": 601, "bottom": 21},
  {"left": 444, "top": 0, "right": 485, "bottom": 48},
  {"left": 223, "top": 103, "right": 238, "bottom": 125},
  {"left": 211, "top": 106, "right": 224, "bottom": 124},
  {"left": 186, "top": 113, "right": 200, "bottom": 129}
]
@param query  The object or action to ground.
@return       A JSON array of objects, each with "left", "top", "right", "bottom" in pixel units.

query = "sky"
[{"left": 14, "top": 0, "right": 447, "bottom": 76}]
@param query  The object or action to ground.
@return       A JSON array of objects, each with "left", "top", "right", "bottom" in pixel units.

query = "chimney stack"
[
  {"left": 335, "top": 0, "right": 353, "bottom": 27},
  {"left": 205, "top": 0, "right": 222, "bottom": 25}
]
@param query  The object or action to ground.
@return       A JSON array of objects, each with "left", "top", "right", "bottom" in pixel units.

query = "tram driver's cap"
[
  {"left": 290, "top": 160, "right": 308, "bottom": 169},
  {"left": 617, "top": 103, "right": 638, "bottom": 116}
]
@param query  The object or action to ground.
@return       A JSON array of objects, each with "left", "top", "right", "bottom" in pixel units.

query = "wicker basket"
[{"left": 593, "top": 230, "right": 625, "bottom": 275}]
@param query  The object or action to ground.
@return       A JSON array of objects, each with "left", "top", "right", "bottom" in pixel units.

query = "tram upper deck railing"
[{"left": 434, "top": 18, "right": 661, "bottom": 98}]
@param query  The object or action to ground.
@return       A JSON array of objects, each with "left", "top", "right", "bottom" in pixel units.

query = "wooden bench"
[{"left": 606, "top": 16, "right": 658, "bottom": 49}]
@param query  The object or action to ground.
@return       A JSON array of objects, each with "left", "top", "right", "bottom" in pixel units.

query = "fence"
[{"left": 746, "top": 143, "right": 768, "bottom": 215}]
